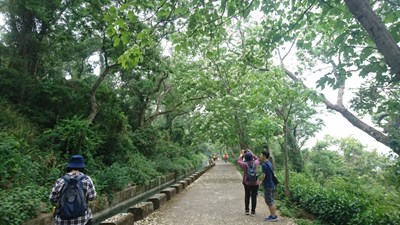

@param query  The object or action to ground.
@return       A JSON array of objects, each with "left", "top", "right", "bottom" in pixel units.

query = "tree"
[
  {"left": 344, "top": 0, "right": 400, "bottom": 82},
  {"left": 253, "top": 0, "right": 400, "bottom": 155}
]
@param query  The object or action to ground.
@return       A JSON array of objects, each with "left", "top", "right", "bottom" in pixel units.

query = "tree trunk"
[
  {"left": 87, "top": 64, "right": 118, "bottom": 123},
  {"left": 344, "top": 0, "right": 400, "bottom": 82},
  {"left": 283, "top": 121, "right": 290, "bottom": 197},
  {"left": 287, "top": 123, "right": 303, "bottom": 172},
  {"left": 139, "top": 106, "right": 146, "bottom": 129},
  {"left": 234, "top": 113, "right": 247, "bottom": 150}
]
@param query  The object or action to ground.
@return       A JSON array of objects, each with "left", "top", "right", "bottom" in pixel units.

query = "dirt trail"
[{"left": 135, "top": 160, "right": 296, "bottom": 225}]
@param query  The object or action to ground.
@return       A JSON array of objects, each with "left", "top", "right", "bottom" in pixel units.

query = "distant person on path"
[
  {"left": 209, "top": 155, "right": 214, "bottom": 165},
  {"left": 50, "top": 155, "right": 97, "bottom": 225},
  {"left": 260, "top": 149, "right": 278, "bottom": 222},
  {"left": 223, "top": 153, "right": 229, "bottom": 162},
  {"left": 237, "top": 149, "right": 260, "bottom": 216}
]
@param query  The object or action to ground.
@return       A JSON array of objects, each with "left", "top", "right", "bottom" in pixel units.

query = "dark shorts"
[{"left": 264, "top": 187, "right": 275, "bottom": 206}]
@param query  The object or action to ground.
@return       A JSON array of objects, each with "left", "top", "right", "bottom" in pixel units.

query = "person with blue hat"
[{"left": 49, "top": 155, "right": 97, "bottom": 225}]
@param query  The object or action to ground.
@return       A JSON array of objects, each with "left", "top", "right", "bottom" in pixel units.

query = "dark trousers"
[
  {"left": 244, "top": 184, "right": 259, "bottom": 212},
  {"left": 86, "top": 220, "right": 92, "bottom": 225}
]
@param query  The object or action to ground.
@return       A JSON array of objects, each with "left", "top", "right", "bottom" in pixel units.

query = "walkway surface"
[{"left": 135, "top": 160, "right": 296, "bottom": 225}]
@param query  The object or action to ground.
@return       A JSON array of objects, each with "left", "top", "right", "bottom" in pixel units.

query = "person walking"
[
  {"left": 237, "top": 149, "right": 260, "bottom": 216},
  {"left": 50, "top": 155, "right": 97, "bottom": 225},
  {"left": 223, "top": 153, "right": 229, "bottom": 162},
  {"left": 260, "top": 149, "right": 278, "bottom": 222}
]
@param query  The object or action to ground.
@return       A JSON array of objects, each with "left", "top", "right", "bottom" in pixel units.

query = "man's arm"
[
  {"left": 49, "top": 178, "right": 64, "bottom": 204},
  {"left": 86, "top": 176, "right": 97, "bottom": 201},
  {"left": 259, "top": 172, "right": 265, "bottom": 190},
  {"left": 260, "top": 172, "right": 265, "bottom": 185}
]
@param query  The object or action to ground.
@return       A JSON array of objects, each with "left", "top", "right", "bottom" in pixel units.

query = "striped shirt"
[{"left": 49, "top": 172, "right": 96, "bottom": 225}]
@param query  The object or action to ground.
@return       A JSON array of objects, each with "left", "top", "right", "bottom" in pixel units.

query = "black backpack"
[
  {"left": 58, "top": 174, "right": 87, "bottom": 220},
  {"left": 246, "top": 161, "right": 258, "bottom": 185}
]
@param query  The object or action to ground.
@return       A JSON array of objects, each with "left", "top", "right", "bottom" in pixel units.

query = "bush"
[
  {"left": 0, "top": 133, "right": 39, "bottom": 190},
  {"left": 128, "top": 153, "right": 160, "bottom": 185},
  {"left": 94, "top": 163, "right": 133, "bottom": 195},
  {"left": 152, "top": 140, "right": 203, "bottom": 174},
  {"left": 288, "top": 172, "right": 400, "bottom": 225},
  {"left": 35, "top": 116, "right": 103, "bottom": 158},
  {"left": 94, "top": 152, "right": 161, "bottom": 196},
  {"left": 132, "top": 127, "right": 160, "bottom": 157},
  {"left": 0, "top": 185, "right": 48, "bottom": 225},
  {"left": 295, "top": 219, "right": 326, "bottom": 225},
  {"left": 0, "top": 98, "right": 36, "bottom": 140},
  {"left": 350, "top": 205, "right": 400, "bottom": 225}
]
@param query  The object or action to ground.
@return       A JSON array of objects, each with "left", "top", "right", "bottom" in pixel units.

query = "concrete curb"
[{"left": 97, "top": 164, "right": 214, "bottom": 225}]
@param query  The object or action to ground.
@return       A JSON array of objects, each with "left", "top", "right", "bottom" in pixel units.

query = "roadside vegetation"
[{"left": 274, "top": 136, "right": 399, "bottom": 225}]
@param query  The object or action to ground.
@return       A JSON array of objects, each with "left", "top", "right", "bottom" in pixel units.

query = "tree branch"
[
  {"left": 283, "top": 67, "right": 396, "bottom": 154},
  {"left": 88, "top": 63, "right": 119, "bottom": 123}
]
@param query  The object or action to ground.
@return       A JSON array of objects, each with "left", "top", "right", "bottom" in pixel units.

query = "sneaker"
[
  {"left": 251, "top": 212, "right": 256, "bottom": 217},
  {"left": 264, "top": 215, "right": 278, "bottom": 222},
  {"left": 245, "top": 210, "right": 250, "bottom": 215}
]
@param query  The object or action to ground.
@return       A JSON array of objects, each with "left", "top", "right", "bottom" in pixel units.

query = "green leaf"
[
  {"left": 106, "top": 27, "right": 116, "bottom": 37},
  {"left": 128, "top": 11, "right": 137, "bottom": 22},
  {"left": 121, "top": 33, "right": 130, "bottom": 45},
  {"left": 113, "top": 36, "right": 120, "bottom": 47},
  {"left": 227, "top": 3, "right": 235, "bottom": 17}
]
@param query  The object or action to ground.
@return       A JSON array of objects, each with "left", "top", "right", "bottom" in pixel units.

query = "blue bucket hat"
[
  {"left": 244, "top": 152, "right": 253, "bottom": 161},
  {"left": 67, "top": 155, "right": 85, "bottom": 169}
]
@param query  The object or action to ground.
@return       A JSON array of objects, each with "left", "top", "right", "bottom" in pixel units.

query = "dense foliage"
[{"left": 275, "top": 136, "right": 400, "bottom": 225}]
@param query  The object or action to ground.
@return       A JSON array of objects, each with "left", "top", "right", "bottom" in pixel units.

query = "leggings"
[{"left": 244, "top": 184, "right": 259, "bottom": 212}]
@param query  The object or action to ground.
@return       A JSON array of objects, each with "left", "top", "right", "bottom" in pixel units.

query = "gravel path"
[{"left": 135, "top": 160, "right": 296, "bottom": 225}]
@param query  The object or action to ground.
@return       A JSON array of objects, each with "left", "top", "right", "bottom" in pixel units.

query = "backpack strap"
[
  {"left": 264, "top": 161, "right": 278, "bottom": 183},
  {"left": 263, "top": 161, "right": 272, "bottom": 173},
  {"left": 246, "top": 160, "right": 254, "bottom": 168},
  {"left": 76, "top": 174, "right": 88, "bottom": 202}
]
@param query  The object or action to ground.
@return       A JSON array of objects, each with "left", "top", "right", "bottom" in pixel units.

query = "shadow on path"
[{"left": 135, "top": 160, "right": 296, "bottom": 225}]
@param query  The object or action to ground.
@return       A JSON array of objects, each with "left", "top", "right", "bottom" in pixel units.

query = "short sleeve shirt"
[{"left": 262, "top": 161, "right": 275, "bottom": 188}]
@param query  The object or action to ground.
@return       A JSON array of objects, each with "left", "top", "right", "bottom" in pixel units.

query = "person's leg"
[
  {"left": 268, "top": 204, "right": 277, "bottom": 216},
  {"left": 244, "top": 184, "right": 250, "bottom": 214},
  {"left": 250, "top": 185, "right": 258, "bottom": 214},
  {"left": 85, "top": 219, "right": 92, "bottom": 225},
  {"left": 264, "top": 187, "right": 278, "bottom": 220}
]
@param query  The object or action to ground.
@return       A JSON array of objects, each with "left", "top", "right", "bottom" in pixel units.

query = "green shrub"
[
  {"left": 0, "top": 98, "right": 36, "bottom": 139},
  {"left": 154, "top": 157, "right": 177, "bottom": 173},
  {"left": 288, "top": 172, "right": 400, "bottom": 225},
  {"left": 128, "top": 153, "right": 160, "bottom": 185},
  {"left": 132, "top": 127, "right": 160, "bottom": 157},
  {"left": 36, "top": 116, "right": 103, "bottom": 158},
  {"left": 155, "top": 140, "right": 183, "bottom": 158},
  {"left": 349, "top": 205, "right": 400, "bottom": 225},
  {"left": 0, "top": 133, "right": 39, "bottom": 190},
  {"left": 94, "top": 163, "right": 133, "bottom": 195},
  {"left": 0, "top": 185, "right": 48, "bottom": 225},
  {"left": 295, "top": 219, "right": 326, "bottom": 225}
]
